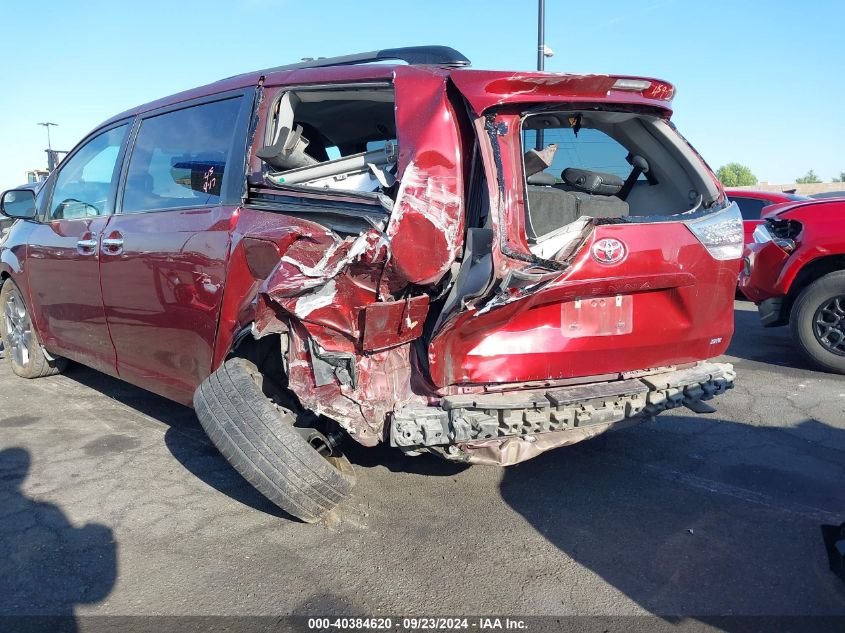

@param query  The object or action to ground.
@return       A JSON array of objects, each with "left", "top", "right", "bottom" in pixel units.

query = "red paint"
[
  {"left": 387, "top": 67, "right": 465, "bottom": 286},
  {"left": 361, "top": 295, "right": 429, "bottom": 352},
  {"left": 450, "top": 70, "right": 675, "bottom": 114},
  {"left": 740, "top": 198, "right": 845, "bottom": 303},
  {"left": 428, "top": 224, "right": 737, "bottom": 386},
  {"left": 98, "top": 206, "right": 236, "bottom": 404},
  {"left": 24, "top": 217, "right": 117, "bottom": 377}
]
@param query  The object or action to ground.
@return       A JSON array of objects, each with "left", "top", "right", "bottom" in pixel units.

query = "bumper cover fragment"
[{"left": 390, "top": 362, "right": 735, "bottom": 451}]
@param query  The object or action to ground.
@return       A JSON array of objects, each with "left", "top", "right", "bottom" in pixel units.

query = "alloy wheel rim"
[
  {"left": 4, "top": 290, "right": 31, "bottom": 367},
  {"left": 813, "top": 295, "right": 845, "bottom": 356}
]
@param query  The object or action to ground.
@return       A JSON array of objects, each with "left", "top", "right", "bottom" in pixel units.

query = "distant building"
[
  {"left": 733, "top": 182, "right": 845, "bottom": 196},
  {"left": 25, "top": 169, "right": 49, "bottom": 184}
]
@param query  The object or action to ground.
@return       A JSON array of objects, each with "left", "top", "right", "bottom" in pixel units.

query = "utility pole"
[
  {"left": 537, "top": 0, "right": 546, "bottom": 73},
  {"left": 536, "top": 0, "right": 547, "bottom": 149},
  {"left": 38, "top": 122, "right": 58, "bottom": 170}
]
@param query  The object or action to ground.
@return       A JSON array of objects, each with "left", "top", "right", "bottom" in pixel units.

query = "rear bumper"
[{"left": 391, "top": 362, "right": 735, "bottom": 465}]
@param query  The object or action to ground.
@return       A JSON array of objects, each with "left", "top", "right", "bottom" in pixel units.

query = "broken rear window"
[
  {"left": 258, "top": 86, "right": 398, "bottom": 197},
  {"left": 520, "top": 110, "right": 720, "bottom": 250}
]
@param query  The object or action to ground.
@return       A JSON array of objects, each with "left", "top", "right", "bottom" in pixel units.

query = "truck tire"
[
  {"left": 0, "top": 280, "right": 67, "bottom": 378},
  {"left": 193, "top": 357, "right": 355, "bottom": 523},
  {"left": 790, "top": 270, "right": 845, "bottom": 374}
]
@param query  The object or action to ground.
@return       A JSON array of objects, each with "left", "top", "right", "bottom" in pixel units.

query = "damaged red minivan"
[{"left": 0, "top": 46, "right": 740, "bottom": 522}]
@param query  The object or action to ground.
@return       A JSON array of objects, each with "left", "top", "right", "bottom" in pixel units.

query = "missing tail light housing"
[
  {"left": 767, "top": 217, "right": 803, "bottom": 240},
  {"left": 684, "top": 203, "right": 744, "bottom": 260},
  {"left": 755, "top": 218, "right": 801, "bottom": 253}
]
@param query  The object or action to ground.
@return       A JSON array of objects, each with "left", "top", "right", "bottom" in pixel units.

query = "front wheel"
[
  {"left": 790, "top": 270, "right": 845, "bottom": 374},
  {"left": 0, "top": 280, "right": 67, "bottom": 378},
  {"left": 193, "top": 357, "right": 356, "bottom": 523}
]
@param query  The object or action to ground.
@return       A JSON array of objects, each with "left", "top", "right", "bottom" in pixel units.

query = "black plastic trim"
[{"left": 758, "top": 297, "right": 786, "bottom": 327}]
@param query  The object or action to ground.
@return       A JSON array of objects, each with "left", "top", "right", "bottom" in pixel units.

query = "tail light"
[
  {"left": 684, "top": 203, "right": 744, "bottom": 260},
  {"left": 612, "top": 78, "right": 675, "bottom": 101}
]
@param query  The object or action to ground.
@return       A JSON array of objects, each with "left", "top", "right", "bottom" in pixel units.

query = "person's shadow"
[{"left": 0, "top": 447, "right": 117, "bottom": 631}]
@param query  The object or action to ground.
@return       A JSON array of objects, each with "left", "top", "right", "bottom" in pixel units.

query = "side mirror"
[{"left": 0, "top": 189, "right": 37, "bottom": 219}]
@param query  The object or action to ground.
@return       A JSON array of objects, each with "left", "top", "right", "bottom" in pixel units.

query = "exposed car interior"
[
  {"left": 259, "top": 87, "right": 398, "bottom": 196},
  {"left": 521, "top": 111, "right": 720, "bottom": 254}
]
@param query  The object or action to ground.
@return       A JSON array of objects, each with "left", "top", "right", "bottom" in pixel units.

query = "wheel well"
[
  {"left": 229, "top": 332, "right": 285, "bottom": 379},
  {"left": 784, "top": 255, "right": 845, "bottom": 320}
]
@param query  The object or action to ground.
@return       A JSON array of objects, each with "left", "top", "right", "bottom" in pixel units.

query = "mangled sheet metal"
[{"left": 249, "top": 67, "right": 465, "bottom": 445}]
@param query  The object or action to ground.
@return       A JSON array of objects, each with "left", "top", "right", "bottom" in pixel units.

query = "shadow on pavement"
[
  {"left": 727, "top": 304, "right": 819, "bottom": 371},
  {"left": 61, "top": 366, "right": 288, "bottom": 518},
  {"left": 499, "top": 415, "right": 845, "bottom": 619},
  {"left": 0, "top": 447, "right": 117, "bottom": 630},
  {"left": 343, "top": 440, "right": 469, "bottom": 477}
]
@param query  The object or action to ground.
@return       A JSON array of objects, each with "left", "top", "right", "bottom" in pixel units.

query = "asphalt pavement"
[{"left": 1, "top": 301, "right": 844, "bottom": 622}]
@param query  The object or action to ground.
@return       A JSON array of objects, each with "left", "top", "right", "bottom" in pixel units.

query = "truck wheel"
[
  {"left": 790, "top": 271, "right": 845, "bottom": 374},
  {"left": 0, "top": 280, "right": 67, "bottom": 378},
  {"left": 193, "top": 357, "right": 355, "bottom": 523}
]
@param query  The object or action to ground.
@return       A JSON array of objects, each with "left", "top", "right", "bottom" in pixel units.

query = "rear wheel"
[
  {"left": 790, "top": 271, "right": 845, "bottom": 374},
  {"left": 193, "top": 356, "right": 355, "bottom": 523},
  {"left": 0, "top": 280, "right": 67, "bottom": 378}
]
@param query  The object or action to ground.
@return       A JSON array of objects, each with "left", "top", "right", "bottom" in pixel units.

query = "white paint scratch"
[{"left": 293, "top": 279, "right": 337, "bottom": 318}]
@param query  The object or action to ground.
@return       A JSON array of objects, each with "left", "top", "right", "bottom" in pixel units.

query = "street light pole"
[
  {"left": 536, "top": 0, "right": 546, "bottom": 149},
  {"left": 538, "top": 0, "right": 545, "bottom": 72},
  {"left": 38, "top": 122, "right": 58, "bottom": 170}
]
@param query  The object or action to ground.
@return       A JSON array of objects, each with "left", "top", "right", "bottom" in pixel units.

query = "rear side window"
[
  {"left": 732, "top": 196, "right": 767, "bottom": 220},
  {"left": 49, "top": 124, "right": 129, "bottom": 220},
  {"left": 259, "top": 87, "right": 397, "bottom": 195},
  {"left": 122, "top": 97, "right": 243, "bottom": 213}
]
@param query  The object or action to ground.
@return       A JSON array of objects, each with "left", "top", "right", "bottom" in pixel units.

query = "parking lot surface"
[{"left": 1, "top": 301, "right": 844, "bottom": 619}]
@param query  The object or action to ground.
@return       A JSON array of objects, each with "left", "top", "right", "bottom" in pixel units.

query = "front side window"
[
  {"left": 121, "top": 97, "right": 243, "bottom": 214},
  {"left": 49, "top": 124, "right": 128, "bottom": 220}
]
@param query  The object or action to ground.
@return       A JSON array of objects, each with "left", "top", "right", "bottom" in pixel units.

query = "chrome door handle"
[
  {"left": 77, "top": 235, "right": 98, "bottom": 255},
  {"left": 101, "top": 232, "right": 125, "bottom": 256}
]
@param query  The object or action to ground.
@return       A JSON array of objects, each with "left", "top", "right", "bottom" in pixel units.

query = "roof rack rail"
[{"left": 261, "top": 45, "right": 471, "bottom": 74}]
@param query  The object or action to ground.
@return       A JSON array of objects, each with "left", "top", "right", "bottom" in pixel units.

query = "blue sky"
[{"left": 1, "top": 0, "right": 842, "bottom": 190}]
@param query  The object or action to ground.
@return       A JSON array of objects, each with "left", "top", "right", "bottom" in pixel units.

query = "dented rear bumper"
[{"left": 390, "top": 362, "right": 735, "bottom": 465}]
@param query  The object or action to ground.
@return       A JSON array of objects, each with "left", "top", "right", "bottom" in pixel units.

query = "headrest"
[
  {"left": 562, "top": 168, "right": 623, "bottom": 196},
  {"left": 527, "top": 172, "right": 556, "bottom": 186}
]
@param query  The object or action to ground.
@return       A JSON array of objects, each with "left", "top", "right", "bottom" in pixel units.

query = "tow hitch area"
[{"left": 391, "top": 362, "right": 735, "bottom": 463}]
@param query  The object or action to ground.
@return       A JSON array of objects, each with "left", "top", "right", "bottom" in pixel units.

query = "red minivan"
[{"left": 0, "top": 47, "right": 740, "bottom": 522}]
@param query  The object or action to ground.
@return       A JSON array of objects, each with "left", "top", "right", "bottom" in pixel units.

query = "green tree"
[
  {"left": 715, "top": 163, "right": 757, "bottom": 187},
  {"left": 796, "top": 169, "right": 821, "bottom": 184},
  {"left": 833, "top": 172, "right": 845, "bottom": 183}
]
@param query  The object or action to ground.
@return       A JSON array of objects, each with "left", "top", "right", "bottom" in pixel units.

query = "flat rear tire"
[{"left": 193, "top": 357, "right": 355, "bottom": 523}]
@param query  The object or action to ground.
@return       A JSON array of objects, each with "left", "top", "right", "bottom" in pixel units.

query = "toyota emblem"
[{"left": 591, "top": 238, "right": 626, "bottom": 265}]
